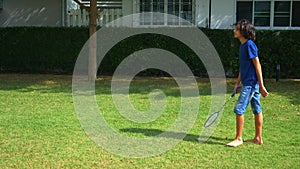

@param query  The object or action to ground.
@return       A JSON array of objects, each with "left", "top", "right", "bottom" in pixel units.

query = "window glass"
[
  {"left": 236, "top": 1, "right": 253, "bottom": 22},
  {"left": 181, "top": 0, "right": 193, "bottom": 22},
  {"left": 254, "top": 1, "right": 271, "bottom": 26},
  {"left": 140, "top": 0, "right": 152, "bottom": 12},
  {"left": 139, "top": 0, "right": 194, "bottom": 25},
  {"left": 292, "top": 1, "right": 300, "bottom": 26},
  {"left": 167, "top": 0, "right": 180, "bottom": 25},
  {"left": 274, "top": 1, "right": 290, "bottom": 26},
  {"left": 140, "top": 0, "right": 152, "bottom": 25}
]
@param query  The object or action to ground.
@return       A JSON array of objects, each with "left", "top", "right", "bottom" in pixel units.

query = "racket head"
[{"left": 203, "top": 111, "right": 220, "bottom": 128}]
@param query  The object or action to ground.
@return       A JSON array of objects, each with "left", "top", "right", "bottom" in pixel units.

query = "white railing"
[{"left": 67, "top": 9, "right": 123, "bottom": 27}]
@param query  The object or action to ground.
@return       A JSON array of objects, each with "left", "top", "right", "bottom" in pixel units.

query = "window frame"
[
  {"left": 136, "top": 0, "right": 195, "bottom": 27},
  {"left": 291, "top": 1, "right": 300, "bottom": 27},
  {"left": 235, "top": 0, "right": 300, "bottom": 30},
  {"left": 254, "top": 1, "right": 272, "bottom": 27},
  {"left": 273, "top": 1, "right": 291, "bottom": 27},
  {"left": 236, "top": 1, "right": 253, "bottom": 22}
]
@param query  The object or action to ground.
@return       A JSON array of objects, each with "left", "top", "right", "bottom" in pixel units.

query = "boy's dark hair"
[{"left": 235, "top": 19, "right": 256, "bottom": 41}]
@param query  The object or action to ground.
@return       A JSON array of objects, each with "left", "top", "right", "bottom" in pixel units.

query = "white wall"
[
  {"left": 0, "top": 0, "right": 63, "bottom": 27},
  {"left": 210, "top": 0, "right": 235, "bottom": 29},
  {"left": 123, "top": 0, "right": 134, "bottom": 16}
]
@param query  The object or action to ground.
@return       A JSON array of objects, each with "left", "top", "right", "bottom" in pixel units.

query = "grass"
[{"left": 0, "top": 74, "right": 299, "bottom": 168}]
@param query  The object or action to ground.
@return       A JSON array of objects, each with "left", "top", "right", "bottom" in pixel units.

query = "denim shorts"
[{"left": 234, "top": 84, "right": 262, "bottom": 115}]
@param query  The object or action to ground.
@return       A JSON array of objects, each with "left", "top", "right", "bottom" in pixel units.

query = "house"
[{"left": 1, "top": 0, "right": 299, "bottom": 30}]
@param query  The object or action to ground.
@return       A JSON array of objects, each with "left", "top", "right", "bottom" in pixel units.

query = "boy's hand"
[
  {"left": 260, "top": 86, "right": 269, "bottom": 97},
  {"left": 233, "top": 85, "right": 240, "bottom": 94}
]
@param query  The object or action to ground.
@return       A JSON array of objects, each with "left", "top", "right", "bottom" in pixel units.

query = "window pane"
[
  {"left": 140, "top": 0, "right": 151, "bottom": 25},
  {"left": 181, "top": 0, "right": 193, "bottom": 24},
  {"left": 153, "top": 0, "right": 164, "bottom": 25},
  {"left": 254, "top": 1, "right": 271, "bottom": 26},
  {"left": 140, "top": 0, "right": 151, "bottom": 12},
  {"left": 292, "top": 1, "right": 300, "bottom": 26},
  {"left": 236, "top": 2, "right": 253, "bottom": 22},
  {"left": 139, "top": 0, "right": 194, "bottom": 26},
  {"left": 182, "top": 0, "right": 192, "bottom": 11},
  {"left": 274, "top": 1, "right": 290, "bottom": 26},
  {"left": 153, "top": 0, "right": 164, "bottom": 12},
  {"left": 0, "top": 0, "right": 3, "bottom": 9},
  {"left": 168, "top": 0, "right": 180, "bottom": 15},
  {"left": 168, "top": 0, "right": 180, "bottom": 25},
  {"left": 167, "top": 0, "right": 193, "bottom": 25}
]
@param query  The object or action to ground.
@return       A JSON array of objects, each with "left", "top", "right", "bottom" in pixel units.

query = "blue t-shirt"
[{"left": 239, "top": 40, "right": 258, "bottom": 86}]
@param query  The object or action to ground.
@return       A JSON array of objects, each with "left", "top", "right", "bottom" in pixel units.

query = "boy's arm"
[
  {"left": 234, "top": 72, "right": 241, "bottom": 94},
  {"left": 252, "top": 57, "right": 269, "bottom": 97}
]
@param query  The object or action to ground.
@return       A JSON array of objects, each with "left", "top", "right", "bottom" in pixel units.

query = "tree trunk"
[{"left": 88, "top": 0, "right": 98, "bottom": 81}]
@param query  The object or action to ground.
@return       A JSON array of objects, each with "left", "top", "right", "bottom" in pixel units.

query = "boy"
[{"left": 226, "top": 19, "right": 269, "bottom": 147}]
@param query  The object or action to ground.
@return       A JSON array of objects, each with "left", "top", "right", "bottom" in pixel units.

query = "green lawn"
[{"left": 0, "top": 74, "right": 299, "bottom": 168}]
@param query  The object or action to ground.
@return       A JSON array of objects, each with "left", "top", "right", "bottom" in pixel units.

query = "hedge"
[
  {"left": 0, "top": 27, "right": 299, "bottom": 78},
  {"left": 0, "top": 27, "right": 89, "bottom": 74}
]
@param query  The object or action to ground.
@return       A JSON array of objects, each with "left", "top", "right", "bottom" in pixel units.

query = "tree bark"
[{"left": 88, "top": 0, "right": 97, "bottom": 81}]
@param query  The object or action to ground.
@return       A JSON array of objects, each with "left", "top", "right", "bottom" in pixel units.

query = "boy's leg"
[
  {"left": 245, "top": 85, "right": 263, "bottom": 144},
  {"left": 254, "top": 113, "right": 263, "bottom": 144},
  {"left": 236, "top": 114, "right": 244, "bottom": 141},
  {"left": 227, "top": 86, "right": 252, "bottom": 147},
  {"left": 226, "top": 114, "right": 244, "bottom": 147},
  {"left": 245, "top": 113, "right": 263, "bottom": 144}
]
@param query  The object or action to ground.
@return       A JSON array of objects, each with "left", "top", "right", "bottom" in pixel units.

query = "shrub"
[{"left": 0, "top": 27, "right": 299, "bottom": 78}]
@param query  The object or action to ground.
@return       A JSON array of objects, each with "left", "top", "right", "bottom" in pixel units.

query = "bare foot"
[
  {"left": 226, "top": 139, "right": 243, "bottom": 147},
  {"left": 244, "top": 138, "right": 263, "bottom": 145}
]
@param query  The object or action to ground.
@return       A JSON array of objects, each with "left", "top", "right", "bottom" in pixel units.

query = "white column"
[
  {"left": 78, "top": 9, "right": 82, "bottom": 26},
  {"left": 82, "top": 9, "right": 87, "bottom": 26},
  {"left": 164, "top": 0, "right": 168, "bottom": 26},
  {"left": 270, "top": 0, "right": 275, "bottom": 30}
]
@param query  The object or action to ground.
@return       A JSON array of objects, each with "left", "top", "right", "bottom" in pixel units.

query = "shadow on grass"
[
  {"left": 0, "top": 74, "right": 73, "bottom": 93},
  {"left": 1, "top": 75, "right": 298, "bottom": 104},
  {"left": 0, "top": 74, "right": 214, "bottom": 97},
  {"left": 120, "top": 128, "right": 228, "bottom": 145}
]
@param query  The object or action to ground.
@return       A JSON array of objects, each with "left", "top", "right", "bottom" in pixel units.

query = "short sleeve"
[{"left": 247, "top": 41, "right": 258, "bottom": 59}]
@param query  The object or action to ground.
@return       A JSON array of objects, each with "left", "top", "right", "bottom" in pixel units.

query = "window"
[
  {"left": 140, "top": 0, "right": 152, "bottom": 25},
  {"left": 140, "top": 0, "right": 151, "bottom": 12},
  {"left": 166, "top": 0, "right": 193, "bottom": 25},
  {"left": 236, "top": 0, "right": 300, "bottom": 28},
  {"left": 274, "top": 1, "right": 290, "bottom": 26},
  {"left": 153, "top": 0, "right": 165, "bottom": 25},
  {"left": 181, "top": 0, "right": 193, "bottom": 22},
  {"left": 292, "top": 1, "right": 300, "bottom": 26},
  {"left": 236, "top": 1, "right": 253, "bottom": 22},
  {"left": 154, "top": 0, "right": 165, "bottom": 13},
  {"left": 139, "top": 0, "right": 194, "bottom": 26},
  {"left": 167, "top": 0, "right": 180, "bottom": 25},
  {"left": 254, "top": 1, "right": 271, "bottom": 26}
]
